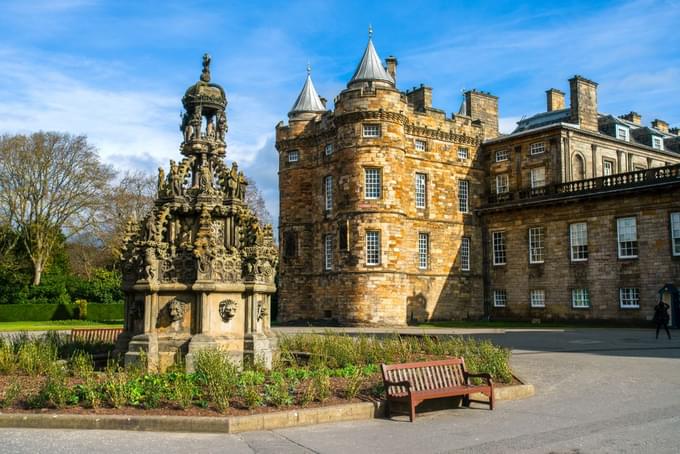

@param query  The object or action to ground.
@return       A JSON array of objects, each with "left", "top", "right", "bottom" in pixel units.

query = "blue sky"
[{"left": 1, "top": 0, "right": 679, "bottom": 227}]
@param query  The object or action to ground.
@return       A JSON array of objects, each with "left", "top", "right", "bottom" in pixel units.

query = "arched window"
[{"left": 574, "top": 154, "right": 586, "bottom": 180}]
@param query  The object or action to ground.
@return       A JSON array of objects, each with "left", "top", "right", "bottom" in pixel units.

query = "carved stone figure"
[
  {"left": 257, "top": 301, "right": 267, "bottom": 321},
  {"left": 168, "top": 298, "right": 186, "bottom": 322},
  {"left": 216, "top": 112, "right": 227, "bottom": 139},
  {"left": 145, "top": 215, "right": 158, "bottom": 242},
  {"left": 143, "top": 248, "right": 158, "bottom": 282},
  {"left": 218, "top": 299, "right": 237, "bottom": 322}
]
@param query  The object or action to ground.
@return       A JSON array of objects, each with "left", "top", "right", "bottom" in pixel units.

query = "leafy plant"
[
  {"left": 17, "top": 340, "right": 57, "bottom": 376},
  {"left": 265, "top": 373, "right": 293, "bottom": 407},
  {"left": 0, "top": 381, "right": 20, "bottom": 408},
  {"left": 313, "top": 369, "right": 332, "bottom": 403},
  {"left": 0, "top": 340, "right": 15, "bottom": 374},
  {"left": 344, "top": 370, "right": 365, "bottom": 400},
  {"left": 103, "top": 370, "right": 129, "bottom": 408},
  {"left": 138, "top": 374, "right": 166, "bottom": 409},
  {"left": 77, "top": 378, "right": 102, "bottom": 409},
  {"left": 69, "top": 350, "right": 94, "bottom": 379},
  {"left": 194, "top": 349, "right": 238, "bottom": 412},
  {"left": 40, "top": 364, "right": 78, "bottom": 408},
  {"left": 169, "top": 373, "right": 196, "bottom": 410}
]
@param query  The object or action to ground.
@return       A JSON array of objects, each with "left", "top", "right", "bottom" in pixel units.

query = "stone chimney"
[
  {"left": 385, "top": 56, "right": 398, "bottom": 83},
  {"left": 406, "top": 84, "right": 432, "bottom": 112},
  {"left": 619, "top": 111, "right": 641, "bottom": 125},
  {"left": 464, "top": 89, "right": 499, "bottom": 140},
  {"left": 546, "top": 88, "right": 565, "bottom": 112},
  {"left": 652, "top": 119, "right": 669, "bottom": 133},
  {"left": 569, "top": 75, "right": 598, "bottom": 132}
]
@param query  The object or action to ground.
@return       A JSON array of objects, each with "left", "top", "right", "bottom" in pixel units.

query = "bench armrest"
[{"left": 466, "top": 373, "right": 494, "bottom": 385}]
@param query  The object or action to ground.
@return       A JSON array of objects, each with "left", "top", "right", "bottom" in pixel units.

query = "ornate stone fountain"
[{"left": 116, "top": 55, "right": 278, "bottom": 371}]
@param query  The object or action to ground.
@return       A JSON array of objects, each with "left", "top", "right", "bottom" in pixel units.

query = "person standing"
[{"left": 653, "top": 299, "right": 671, "bottom": 340}]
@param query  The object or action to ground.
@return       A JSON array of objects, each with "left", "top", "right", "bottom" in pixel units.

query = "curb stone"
[{"left": 0, "top": 383, "right": 534, "bottom": 434}]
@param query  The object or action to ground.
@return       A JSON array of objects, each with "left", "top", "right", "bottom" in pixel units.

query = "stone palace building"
[{"left": 275, "top": 32, "right": 680, "bottom": 326}]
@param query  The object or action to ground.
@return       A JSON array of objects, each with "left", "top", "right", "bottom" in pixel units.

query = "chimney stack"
[
  {"left": 619, "top": 111, "right": 641, "bottom": 125},
  {"left": 652, "top": 119, "right": 669, "bottom": 133},
  {"left": 385, "top": 56, "right": 398, "bottom": 83},
  {"left": 569, "top": 75, "right": 599, "bottom": 132},
  {"left": 546, "top": 88, "right": 565, "bottom": 112},
  {"left": 464, "top": 89, "right": 499, "bottom": 140},
  {"left": 406, "top": 84, "right": 432, "bottom": 111}
]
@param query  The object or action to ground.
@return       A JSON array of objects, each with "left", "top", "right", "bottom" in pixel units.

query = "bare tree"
[
  {"left": 244, "top": 177, "right": 273, "bottom": 225},
  {"left": 0, "top": 132, "right": 115, "bottom": 285}
]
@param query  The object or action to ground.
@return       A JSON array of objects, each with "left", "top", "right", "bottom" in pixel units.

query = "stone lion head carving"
[
  {"left": 168, "top": 298, "right": 186, "bottom": 322},
  {"left": 218, "top": 299, "right": 238, "bottom": 322}
]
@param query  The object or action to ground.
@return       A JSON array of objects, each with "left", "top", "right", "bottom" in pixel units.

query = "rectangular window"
[
  {"left": 325, "top": 143, "right": 334, "bottom": 155},
  {"left": 495, "top": 174, "right": 509, "bottom": 194},
  {"left": 418, "top": 233, "right": 429, "bottom": 270},
  {"left": 458, "top": 180, "right": 469, "bottom": 213},
  {"left": 364, "top": 168, "right": 381, "bottom": 199},
  {"left": 288, "top": 149, "right": 299, "bottom": 162},
  {"left": 492, "top": 231, "right": 506, "bottom": 265},
  {"left": 338, "top": 221, "right": 348, "bottom": 251},
  {"left": 324, "top": 176, "right": 333, "bottom": 212},
  {"left": 415, "top": 173, "right": 427, "bottom": 208},
  {"left": 617, "top": 217, "right": 638, "bottom": 258},
  {"left": 461, "top": 237, "right": 470, "bottom": 271},
  {"left": 619, "top": 288, "right": 640, "bottom": 309},
  {"left": 530, "top": 167, "right": 546, "bottom": 188},
  {"left": 570, "top": 222, "right": 589, "bottom": 261},
  {"left": 283, "top": 231, "right": 297, "bottom": 258},
  {"left": 324, "top": 235, "right": 333, "bottom": 271},
  {"left": 363, "top": 124, "right": 381, "bottom": 138},
  {"left": 572, "top": 288, "right": 590, "bottom": 308},
  {"left": 616, "top": 125, "right": 629, "bottom": 141},
  {"left": 530, "top": 289, "right": 545, "bottom": 308},
  {"left": 529, "top": 227, "right": 545, "bottom": 264},
  {"left": 672, "top": 212, "right": 680, "bottom": 256},
  {"left": 365, "top": 231, "right": 380, "bottom": 265},
  {"left": 414, "top": 139, "right": 426, "bottom": 152},
  {"left": 603, "top": 160, "right": 614, "bottom": 176},
  {"left": 457, "top": 147, "right": 469, "bottom": 160},
  {"left": 493, "top": 290, "right": 507, "bottom": 307},
  {"left": 495, "top": 149, "right": 509, "bottom": 162},
  {"left": 530, "top": 142, "right": 545, "bottom": 155},
  {"left": 652, "top": 136, "right": 663, "bottom": 150}
]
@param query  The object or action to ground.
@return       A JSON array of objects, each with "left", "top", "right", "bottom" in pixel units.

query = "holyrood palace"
[{"left": 275, "top": 33, "right": 680, "bottom": 326}]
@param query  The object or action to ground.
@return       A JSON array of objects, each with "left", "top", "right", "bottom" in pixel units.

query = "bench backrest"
[
  {"left": 70, "top": 328, "right": 123, "bottom": 344},
  {"left": 381, "top": 358, "right": 468, "bottom": 395}
]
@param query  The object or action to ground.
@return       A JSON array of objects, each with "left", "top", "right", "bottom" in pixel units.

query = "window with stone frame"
[
  {"left": 492, "top": 231, "right": 506, "bottom": 265},
  {"left": 528, "top": 227, "right": 545, "bottom": 264},
  {"left": 672, "top": 212, "right": 680, "bottom": 256},
  {"left": 288, "top": 149, "right": 299, "bottom": 162},
  {"left": 617, "top": 216, "right": 638, "bottom": 258},
  {"left": 458, "top": 179, "right": 469, "bottom": 213},
  {"left": 652, "top": 136, "right": 663, "bottom": 150},
  {"left": 364, "top": 168, "right": 381, "bottom": 199},
  {"left": 603, "top": 159, "right": 614, "bottom": 176},
  {"left": 418, "top": 232, "right": 429, "bottom": 270},
  {"left": 569, "top": 222, "right": 588, "bottom": 261},
  {"left": 571, "top": 288, "right": 590, "bottom": 308},
  {"left": 324, "top": 234, "right": 333, "bottom": 271},
  {"left": 365, "top": 230, "right": 380, "bottom": 265},
  {"left": 415, "top": 173, "right": 427, "bottom": 209},
  {"left": 324, "top": 175, "right": 333, "bottom": 212},
  {"left": 460, "top": 237, "right": 470, "bottom": 271},
  {"left": 363, "top": 124, "right": 381, "bottom": 138},
  {"left": 495, "top": 149, "right": 509, "bottom": 162},
  {"left": 619, "top": 288, "right": 640, "bottom": 309},
  {"left": 530, "top": 289, "right": 545, "bottom": 308},
  {"left": 530, "top": 142, "right": 545, "bottom": 155},
  {"left": 414, "top": 139, "right": 426, "bottom": 152},
  {"left": 495, "top": 173, "right": 509, "bottom": 194},
  {"left": 493, "top": 290, "right": 507, "bottom": 307},
  {"left": 338, "top": 221, "right": 349, "bottom": 252},
  {"left": 530, "top": 167, "right": 546, "bottom": 188},
  {"left": 324, "top": 143, "right": 334, "bottom": 156},
  {"left": 283, "top": 231, "right": 297, "bottom": 258},
  {"left": 457, "top": 147, "right": 469, "bottom": 160}
]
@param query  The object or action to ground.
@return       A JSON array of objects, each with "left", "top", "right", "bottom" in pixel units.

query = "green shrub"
[
  {"left": 0, "top": 303, "right": 123, "bottom": 322},
  {"left": 0, "top": 340, "right": 15, "bottom": 374},
  {"left": 0, "top": 381, "right": 20, "bottom": 408},
  {"left": 297, "top": 379, "right": 315, "bottom": 406},
  {"left": 169, "top": 373, "right": 197, "bottom": 410},
  {"left": 75, "top": 299, "right": 88, "bottom": 320},
  {"left": 69, "top": 350, "right": 94, "bottom": 379},
  {"left": 312, "top": 369, "right": 332, "bottom": 403},
  {"left": 76, "top": 378, "right": 102, "bottom": 409},
  {"left": 344, "top": 370, "right": 365, "bottom": 400},
  {"left": 138, "top": 374, "right": 166, "bottom": 409},
  {"left": 194, "top": 349, "right": 238, "bottom": 412},
  {"left": 265, "top": 372, "right": 293, "bottom": 407},
  {"left": 17, "top": 340, "right": 57, "bottom": 376},
  {"left": 40, "top": 364, "right": 77, "bottom": 408},
  {"left": 103, "top": 369, "right": 129, "bottom": 408}
]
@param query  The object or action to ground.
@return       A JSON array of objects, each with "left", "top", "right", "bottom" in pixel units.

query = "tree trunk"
[{"left": 32, "top": 262, "right": 43, "bottom": 286}]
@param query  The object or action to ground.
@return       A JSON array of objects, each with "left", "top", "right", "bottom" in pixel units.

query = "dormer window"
[
  {"left": 615, "top": 125, "right": 630, "bottom": 142},
  {"left": 529, "top": 142, "right": 545, "bottom": 155},
  {"left": 652, "top": 136, "right": 664, "bottom": 150},
  {"left": 363, "top": 124, "right": 381, "bottom": 138},
  {"left": 288, "top": 150, "right": 299, "bottom": 162}
]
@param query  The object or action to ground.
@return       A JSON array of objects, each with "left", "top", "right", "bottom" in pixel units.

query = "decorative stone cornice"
[{"left": 404, "top": 123, "right": 481, "bottom": 146}]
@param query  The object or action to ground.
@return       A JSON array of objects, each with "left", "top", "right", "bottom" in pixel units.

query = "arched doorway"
[{"left": 658, "top": 284, "right": 680, "bottom": 328}]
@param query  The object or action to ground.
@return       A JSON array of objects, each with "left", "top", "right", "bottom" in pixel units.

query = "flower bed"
[{"left": 0, "top": 333, "right": 511, "bottom": 415}]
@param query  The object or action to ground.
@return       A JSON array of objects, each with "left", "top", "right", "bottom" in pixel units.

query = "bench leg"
[
  {"left": 488, "top": 387, "right": 495, "bottom": 410},
  {"left": 409, "top": 401, "right": 416, "bottom": 422},
  {"left": 462, "top": 395, "right": 471, "bottom": 407},
  {"left": 384, "top": 399, "right": 391, "bottom": 419}
]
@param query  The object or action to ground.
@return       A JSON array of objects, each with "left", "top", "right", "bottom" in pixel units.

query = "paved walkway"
[{"left": 1, "top": 328, "right": 679, "bottom": 453}]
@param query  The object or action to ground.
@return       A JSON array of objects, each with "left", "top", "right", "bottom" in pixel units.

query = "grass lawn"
[
  {"left": 416, "top": 320, "right": 646, "bottom": 329},
  {"left": 0, "top": 320, "right": 123, "bottom": 331}
]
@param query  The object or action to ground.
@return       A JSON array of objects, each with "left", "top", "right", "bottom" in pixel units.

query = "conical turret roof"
[
  {"left": 289, "top": 67, "right": 326, "bottom": 117},
  {"left": 349, "top": 29, "right": 394, "bottom": 86}
]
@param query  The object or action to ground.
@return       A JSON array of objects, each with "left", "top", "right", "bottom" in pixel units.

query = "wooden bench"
[
  {"left": 69, "top": 328, "right": 123, "bottom": 344},
  {"left": 381, "top": 358, "right": 494, "bottom": 422}
]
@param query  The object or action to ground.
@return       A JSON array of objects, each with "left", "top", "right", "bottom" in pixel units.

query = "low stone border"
[{"left": 0, "top": 383, "right": 534, "bottom": 434}]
